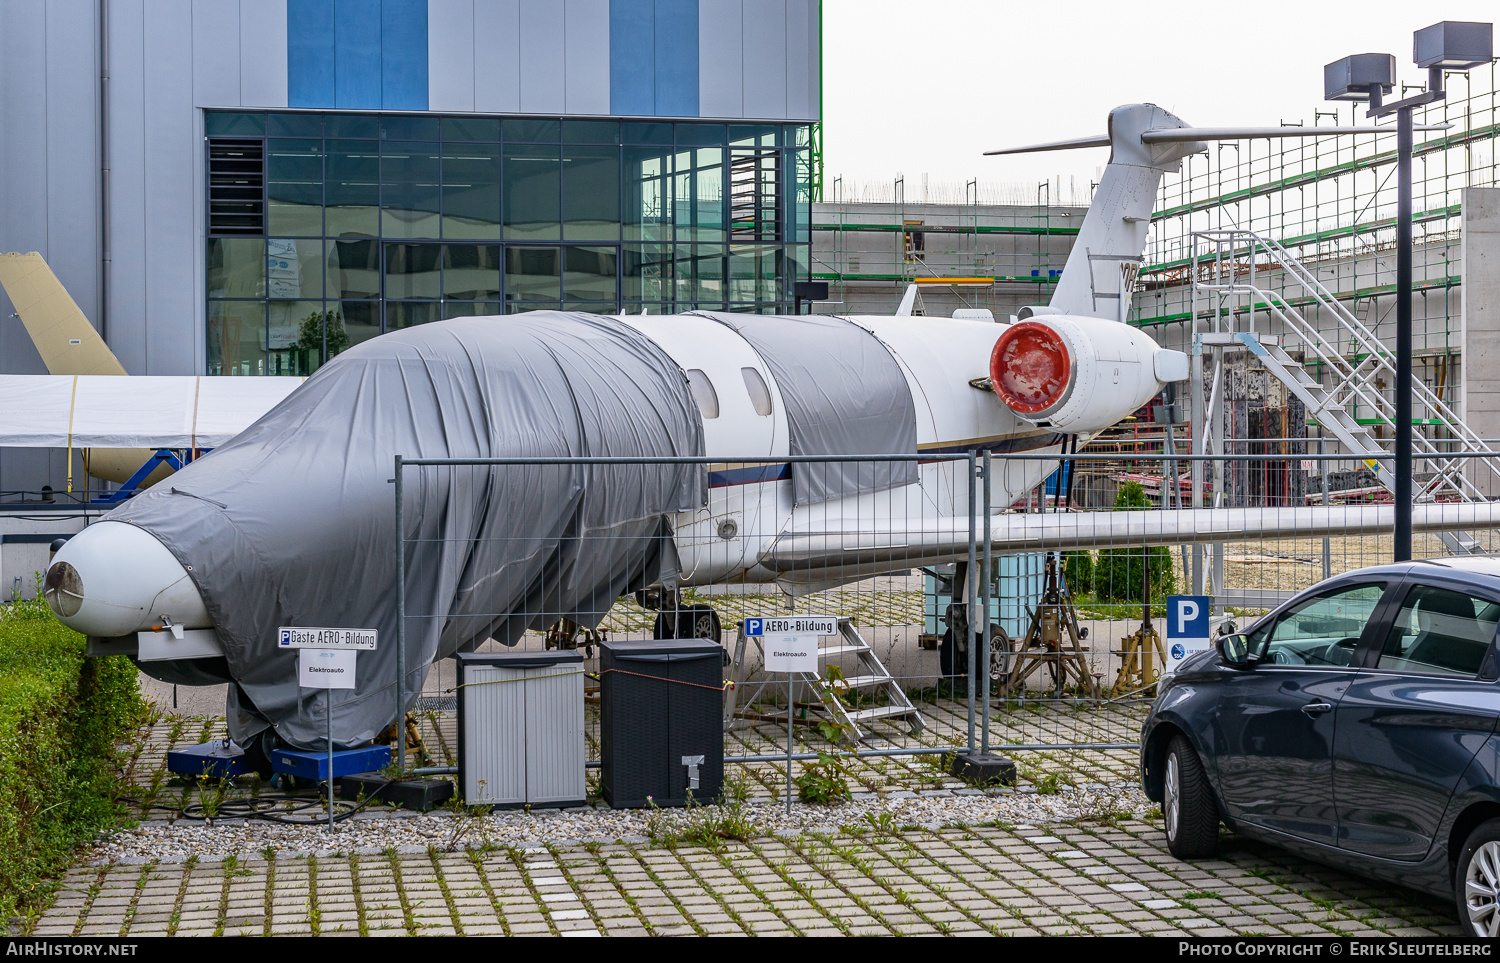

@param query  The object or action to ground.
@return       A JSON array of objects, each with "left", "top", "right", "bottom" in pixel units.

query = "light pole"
[{"left": 1325, "top": 22, "right": 1493, "bottom": 562}]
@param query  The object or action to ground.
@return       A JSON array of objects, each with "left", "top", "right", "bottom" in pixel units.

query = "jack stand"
[
  {"left": 1005, "top": 555, "right": 1098, "bottom": 699},
  {"left": 1113, "top": 550, "right": 1166, "bottom": 693},
  {"left": 545, "top": 617, "right": 607, "bottom": 659},
  {"left": 377, "top": 712, "right": 433, "bottom": 768},
  {"left": 1114, "top": 623, "right": 1167, "bottom": 692}
]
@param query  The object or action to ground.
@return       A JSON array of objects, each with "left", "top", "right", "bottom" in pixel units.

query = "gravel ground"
[{"left": 84, "top": 781, "right": 1151, "bottom": 865}]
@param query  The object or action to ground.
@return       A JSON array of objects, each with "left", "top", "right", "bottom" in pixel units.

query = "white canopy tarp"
[{"left": 0, "top": 375, "right": 304, "bottom": 448}]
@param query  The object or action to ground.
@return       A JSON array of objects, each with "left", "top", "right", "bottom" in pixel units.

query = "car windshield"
[{"left": 1247, "top": 582, "right": 1386, "bottom": 667}]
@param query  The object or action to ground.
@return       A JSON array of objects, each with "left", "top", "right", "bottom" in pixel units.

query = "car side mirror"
[{"left": 1217, "top": 633, "right": 1257, "bottom": 669}]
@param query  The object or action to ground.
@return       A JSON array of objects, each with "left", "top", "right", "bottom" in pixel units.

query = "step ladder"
[
  {"left": 1193, "top": 229, "right": 1500, "bottom": 552},
  {"left": 724, "top": 617, "right": 925, "bottom": 744}
]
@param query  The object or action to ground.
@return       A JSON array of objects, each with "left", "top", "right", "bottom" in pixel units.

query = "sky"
[{"left": 821, "top": 0, "right": 1498, "bottom": 203}]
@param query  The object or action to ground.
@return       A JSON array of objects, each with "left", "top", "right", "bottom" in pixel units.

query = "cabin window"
[
  {"left": 686, "top": 369, "right": 719, "bottom": 419},
  {"left": 741, "top": 367, "right": 773, "bottom": 416}
]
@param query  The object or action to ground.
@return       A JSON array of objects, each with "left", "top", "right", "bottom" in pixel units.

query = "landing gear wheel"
[
  {"left": 1455, "top": 818, "right": 1500, "bottom": 936},
  {"left": 1163, "top": 734, "right": 1220, "bottom": 859},
  {"left": 987, "top": 627, "right": 1012, "bottom": 684},
  {"left": 691, "top": 607, "right": 719, "bottom": 640},
  {"left": 652, "top": 603, "right": 722, "bottom": 642}
]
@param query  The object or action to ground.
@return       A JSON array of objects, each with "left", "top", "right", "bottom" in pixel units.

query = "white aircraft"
[{"left": 30, "top": 103, "right": 1497, "bottom": 753}]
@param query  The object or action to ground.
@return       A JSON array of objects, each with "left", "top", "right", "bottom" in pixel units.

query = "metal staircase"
[
  {"left": 725, "top": 617, "right": 925, "bottom": 743},
  {"left": 1191, "top": 229, "right": 1500, "bottom": 549}
]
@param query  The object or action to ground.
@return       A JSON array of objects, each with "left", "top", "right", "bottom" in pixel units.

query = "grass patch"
[{"left": 0, "top": 587, "right": 147, "bottom": 927}]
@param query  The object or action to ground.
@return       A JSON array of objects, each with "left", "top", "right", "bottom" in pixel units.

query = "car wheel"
[
  {"left": 1163, "top": 733, "right": 1220, "bottom": 859},
  {"left": 1455, "top": 818, "right": 1500, "bottom": 936}
]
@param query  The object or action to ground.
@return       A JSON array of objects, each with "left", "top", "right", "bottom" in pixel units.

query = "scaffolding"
[
  {"left": 1134, "top": 63, "right": 1500, "bottom": 411},
  {"left": 809, "top": 180, "right": 1087, "bottom": 317}
]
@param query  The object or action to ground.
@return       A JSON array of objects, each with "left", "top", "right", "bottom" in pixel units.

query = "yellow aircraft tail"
[
  {"left": 0, "top": 253, "right": 127, "bottom": 377},
  {"left": 1, "top": 252, "right": 172, "bottom": 489}
]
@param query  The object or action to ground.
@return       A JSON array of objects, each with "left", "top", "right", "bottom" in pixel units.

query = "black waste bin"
[{"left": 599, "top": 638, "right": 724, "bottom": 808}]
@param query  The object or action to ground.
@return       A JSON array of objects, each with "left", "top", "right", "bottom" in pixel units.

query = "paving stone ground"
[
  {"left": 18, "top": 696, "right": 1466, "bottom": 938},
  {"left": 30, "top": 819, "right": 1461, "bottom": 937}
]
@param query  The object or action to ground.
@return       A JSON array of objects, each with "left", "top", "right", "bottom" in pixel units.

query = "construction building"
[
  {"left": 813, "top": 67, "right": 1500, "bottom": 513},
  {"left": 809, "top": 189, "right": 1086, "bottom": 319},
  {"left": 1131, "top": 63, "right": 1500, "bottom": 509}
]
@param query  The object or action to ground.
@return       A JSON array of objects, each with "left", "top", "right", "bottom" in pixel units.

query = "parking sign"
[{"left": 1165, "top": 595, "right": 1212, "bottom": 676}]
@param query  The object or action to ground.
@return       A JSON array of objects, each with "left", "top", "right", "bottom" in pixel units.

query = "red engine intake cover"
[{"left": 989, "top": 321, "right": 1071, "bottom": 415}]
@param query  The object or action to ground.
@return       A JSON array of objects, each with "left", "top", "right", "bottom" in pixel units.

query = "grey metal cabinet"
[{"left": 456, "top": 650, "right": 585, "bottom": 808}]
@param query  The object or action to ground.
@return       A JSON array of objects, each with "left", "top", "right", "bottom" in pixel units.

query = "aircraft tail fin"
[
  {"left": 1046, "top": 105, "right": 1202, "bottom": 321},
  {"left": 986, "top": 106, "right": 1443, "bottom": 322},
  {"left": 0, "top": 252, "right": 127, "bottom": 376}
]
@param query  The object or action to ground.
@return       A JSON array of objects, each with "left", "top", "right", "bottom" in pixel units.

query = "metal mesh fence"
[{"left": 396, "top": 449, "right": 1499, "bottom": 784}]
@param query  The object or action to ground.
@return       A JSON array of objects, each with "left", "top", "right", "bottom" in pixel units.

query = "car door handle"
[{"left": 1300, "top": 702, "right": 1334, "bottom": 715}]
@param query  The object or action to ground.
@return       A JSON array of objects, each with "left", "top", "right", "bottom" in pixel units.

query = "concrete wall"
[{"left": 1462, "top": 188, "right": 1500, "bottom": 456}]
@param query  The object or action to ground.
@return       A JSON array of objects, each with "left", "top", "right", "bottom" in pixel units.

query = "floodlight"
[
  {"left": 1413, "top": 21, "right": 1492, "bottom": 70},
  {"left": 1324, "top": 53, "right": 1396, "bottom": 101}
]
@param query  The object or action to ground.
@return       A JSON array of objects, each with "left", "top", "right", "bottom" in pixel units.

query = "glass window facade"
[{"left": 205, "top": 111, "right": 813, "bottom": 375}]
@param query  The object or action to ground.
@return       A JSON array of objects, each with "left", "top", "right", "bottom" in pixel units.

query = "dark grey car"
[{"left": 1140, "top": 557, "right": 1500, "bottom": 935}]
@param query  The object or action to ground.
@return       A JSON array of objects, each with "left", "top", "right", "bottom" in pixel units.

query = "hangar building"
[{"left": 0, "top": 0, "right": 820, "bottom": 383}]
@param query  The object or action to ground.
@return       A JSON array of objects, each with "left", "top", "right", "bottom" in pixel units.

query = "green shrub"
[
  {"left": 1062, "top": 551, "right": 1094, "bottom": 597},
  {"left": 1094, "top": 481, "right": 1177, "bottom": 603},
  {"left": 0, "top": 589, "right": 145, "bottom": 926}
]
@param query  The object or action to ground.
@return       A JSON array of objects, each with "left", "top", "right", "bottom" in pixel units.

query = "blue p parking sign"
[
  {"left": 744, "top": 618, "right": 764, "bottom": 637},
  {"left": 1165, "top": 595, "right": 1211, "bottom": 675}
]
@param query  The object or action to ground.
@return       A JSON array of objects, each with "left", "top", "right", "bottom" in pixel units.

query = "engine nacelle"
[{"left": 988, "top": 316, "right": 1187, "bottom": 432}]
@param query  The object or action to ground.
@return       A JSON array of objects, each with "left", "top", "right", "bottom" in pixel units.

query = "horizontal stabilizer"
[
  {"left": 762, "top": 504, "right": 1500, "bottom": 578},
  {"left": 983, "top": 134, "right": 1111, "bottom": 155},
  {"left": 987, "top": 124, "right": 1452, "bottom": 155},
  {"left": 0, "top": 374, "right": 305, "bottom": 448},
  {"left": 1140, "top": 124, "right": 1451, "bottom": 143}
]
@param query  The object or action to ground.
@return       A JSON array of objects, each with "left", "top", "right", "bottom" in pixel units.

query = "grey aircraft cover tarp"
[
  {"left": 691, "top": 312, "right": 917, "bottom": 504},
  {"left": 108, "top": 313, "right": 707, "bottom": 750}
]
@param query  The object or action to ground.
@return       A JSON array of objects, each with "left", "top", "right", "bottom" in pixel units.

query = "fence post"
[
  {"left": 980, "top": 453, "right": 992, "bottom": 755},
  {"left": 966, "top": 450, "right": 977, "bottom": 754},
  {"left": 394, "top": 454, "right": 406, "bottom": 774}
]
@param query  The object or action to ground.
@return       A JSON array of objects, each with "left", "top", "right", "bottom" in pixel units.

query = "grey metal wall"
[
  {"left": 1, "top": 0, "right": 102, "bottom": 377},
  {"left": 1, "top": 0, "right": 291, "bottom": 385},
  {"left": 1, "top": 0, "right": 289, "bottom": 492},
  {"left": 425, "top": 0, "right": 819, "bottom": 120}
]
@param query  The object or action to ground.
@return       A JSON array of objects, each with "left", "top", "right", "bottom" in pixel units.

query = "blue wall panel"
[
  {"left": 382, "top": 0, "right": 428, "bottom": 109},
  {"left": 653, "top": 0, "right": 697, "bottom": 117},
  {"left": 609, "top": 0, "right": 654, "bottom": 116},
  {"left": 334, "top": 0, "right": 381, "bottom": 109},
  {"left": 287, "top": 0, "right": 335, "bottom": 107}
]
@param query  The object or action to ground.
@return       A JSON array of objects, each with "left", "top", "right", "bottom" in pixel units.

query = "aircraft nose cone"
[
  {"left": 45, "top": 521, "right": 210, "bottom": 638},
  {"left": 42, "top": 560, "right": 85, "bottom": 618}
]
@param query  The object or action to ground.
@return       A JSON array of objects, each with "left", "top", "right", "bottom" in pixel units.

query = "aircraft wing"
[
  {"left": 0, "top": 374, "right": 304, "bottom": 449},
  {"left": 760, "top": 504, "right": 1500, "bottom": 576}
]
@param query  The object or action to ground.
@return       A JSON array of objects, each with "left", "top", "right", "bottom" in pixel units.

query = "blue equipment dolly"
[
  {"left": 166, "top": 740, "right": 250, "bottom": 780},
  {"left": 270, "top": 744, "right": 391, "bottom": 781}
]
